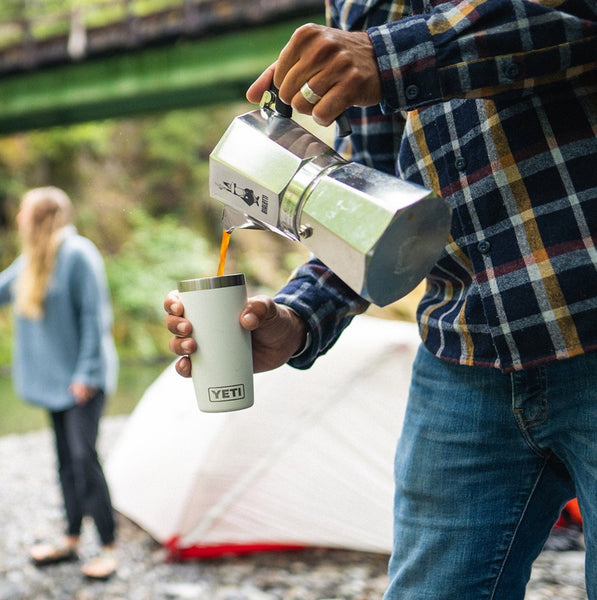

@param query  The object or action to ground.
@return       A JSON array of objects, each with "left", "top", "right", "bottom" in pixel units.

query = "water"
[{"left": 0, "top": 360, "right": 170, "bottom": 436}]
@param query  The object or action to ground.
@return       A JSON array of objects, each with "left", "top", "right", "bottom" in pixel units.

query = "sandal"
[
  {"left": 81, "top": 549, "right": 118, "bottom": 580},
  {"left": 30, "top": 542, "right": 79, "bottom": 567}
]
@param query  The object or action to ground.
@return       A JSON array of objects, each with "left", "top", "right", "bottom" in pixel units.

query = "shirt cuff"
[
  {"left": 368, "top": 17, "right": 440, "bottom": 111},
  {"left": 286, "top": 306, "right": 313, "bottom": 359}
]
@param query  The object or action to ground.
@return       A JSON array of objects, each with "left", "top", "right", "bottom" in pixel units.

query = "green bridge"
[{"left": 0, "top": 0, "right": 324, "bottom": 135}]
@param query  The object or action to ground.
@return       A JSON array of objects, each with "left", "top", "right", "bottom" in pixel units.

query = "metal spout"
[{"left": 221, "top": 207, "right": 267, "bottom": 234}]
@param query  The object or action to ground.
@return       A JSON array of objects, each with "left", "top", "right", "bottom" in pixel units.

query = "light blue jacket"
[{"left": 0, "top": 231, "right": 118, "bottom": 411}]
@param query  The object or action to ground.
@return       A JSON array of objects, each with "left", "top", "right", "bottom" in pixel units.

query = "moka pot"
[{"left": 209, "top": 89, "right": 452, "bottom": 307}]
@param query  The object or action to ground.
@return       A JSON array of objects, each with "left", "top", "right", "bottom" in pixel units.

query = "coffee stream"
[{"left": 217, "top": 229, "right": 231, "bottom": 276}]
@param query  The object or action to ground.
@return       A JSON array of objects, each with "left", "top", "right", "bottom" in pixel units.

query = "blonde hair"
[{"left": 15, "top": 186, "right": 73, "bottom": 319}]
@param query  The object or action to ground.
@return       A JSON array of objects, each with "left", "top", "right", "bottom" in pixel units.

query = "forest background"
[{"left": 0, "top": 0, "right": 419, "bottom": 433}]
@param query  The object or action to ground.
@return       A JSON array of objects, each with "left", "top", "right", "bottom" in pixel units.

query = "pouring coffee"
[{"left": 209, "top": 89, "right": 451, "bottom": 307}]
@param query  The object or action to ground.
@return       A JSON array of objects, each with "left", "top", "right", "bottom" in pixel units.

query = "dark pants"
[{"left": 50, "top": 391, "right": 115, "bottom": 546}]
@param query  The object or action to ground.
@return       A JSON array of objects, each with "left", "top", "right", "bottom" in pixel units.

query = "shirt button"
[
  {"left": 454, "top": 156, "right": 467, "bottom": 171},
  {"left": 505, "top": 63, "right": 520, "bottom": 79},
  {"left": 477, "top": 240, "right": 491, "bottom": 254},
  {"left": 405, "top": 84, "right": 419, "bottom": 100}
]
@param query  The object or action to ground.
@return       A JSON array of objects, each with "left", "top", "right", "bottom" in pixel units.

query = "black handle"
[
  {"left": 334, "top": 113, "right": 352, "bottom": 138},
  {"left": 272, "top": 86, "right": 293, "bottom": 118},
  {"left": 270, "top": 87, "right": 352, "bottom": 138}
]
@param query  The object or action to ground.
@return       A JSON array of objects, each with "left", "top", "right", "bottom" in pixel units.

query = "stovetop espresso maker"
[{"left": 209, "top": 89, "right": 451, "bottom": 306}]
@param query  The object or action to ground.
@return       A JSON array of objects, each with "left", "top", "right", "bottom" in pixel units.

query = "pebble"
[{"left": 0, "top": 417, "right": 588, "bottom": 599}]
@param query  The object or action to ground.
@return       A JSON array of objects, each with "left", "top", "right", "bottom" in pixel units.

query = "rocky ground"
[{"left": 0, "top": 417, "right": 587, "bottom": 600}]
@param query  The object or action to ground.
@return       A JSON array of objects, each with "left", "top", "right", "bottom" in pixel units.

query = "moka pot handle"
[{"left": 269, "top": 86, "right": 352, "bottom": 138}]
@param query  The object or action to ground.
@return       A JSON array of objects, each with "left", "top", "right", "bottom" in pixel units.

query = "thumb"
[
  {"left": 246, "top": 62, "right": 276, "bottom": 104},
  {"left": 240, "top": 295, "right": 278, "bottom": 331}
]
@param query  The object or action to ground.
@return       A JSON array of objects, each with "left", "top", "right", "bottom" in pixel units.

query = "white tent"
[{"left": 105, "top": 315, "right": 419, "bottom": 559}]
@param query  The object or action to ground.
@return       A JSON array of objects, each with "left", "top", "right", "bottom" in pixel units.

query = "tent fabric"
[{"left": 105, "top": 316, "right": 419, "bottom": 558}]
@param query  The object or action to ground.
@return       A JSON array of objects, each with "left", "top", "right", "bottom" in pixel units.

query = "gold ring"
[{"left": 300, "top": 82, "right": 323, "bottom": 105}]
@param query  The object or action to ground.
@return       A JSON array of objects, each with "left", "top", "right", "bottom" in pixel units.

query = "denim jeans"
[{"left": 385, "top": 345, "right": 596, "bottom": 599}]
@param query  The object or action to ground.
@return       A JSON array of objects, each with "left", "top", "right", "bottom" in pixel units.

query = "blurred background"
[{"left": 0, "top": 0, "right": 421, "bottom": 435}]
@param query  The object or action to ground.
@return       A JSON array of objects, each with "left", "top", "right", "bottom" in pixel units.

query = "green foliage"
[
  {"left": 0, "top": 121, "right": 111, "bottom": 233},
  {"left": 131, "top": 103, "right": 244, "bottom": 231},
  {"left": 106, "top": 208, "right": 217, "bottom": 359},
  {"left": 0, "top": 311, "right": 13, "bottom": 365}
]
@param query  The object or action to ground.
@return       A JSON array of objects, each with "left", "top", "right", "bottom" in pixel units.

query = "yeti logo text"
[{"left": 208, "top": 384, "right": 246, "bottom": 402}]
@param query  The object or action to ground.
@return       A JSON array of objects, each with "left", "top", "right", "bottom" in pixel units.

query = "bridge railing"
[
  {"left": 0, "top": 0, "right": 322, "bottom": 75},
  {"left": 0, "top": 0, "right": 160, "bottom": 46}
]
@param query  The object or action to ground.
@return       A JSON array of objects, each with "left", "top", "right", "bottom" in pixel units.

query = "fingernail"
[
  {"left": 241, "top": 312, "right": 257, "bottom": 328},
  {"left": 181, "top": 340, "right": 194, "bottom": 353},
  {"left": 177, "top": 322, "right": 188, "bottom": 334},
  {"left": 177, "top": 357, "right": 190, "bottom": 377}
]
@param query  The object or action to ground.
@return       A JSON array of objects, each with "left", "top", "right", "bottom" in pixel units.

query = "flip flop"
[
  {"left": 30, "top": 542, "right": 79, "bottom": 567},
  {"left": 81, "top": 549, "right": 118, "bottom": 581}
]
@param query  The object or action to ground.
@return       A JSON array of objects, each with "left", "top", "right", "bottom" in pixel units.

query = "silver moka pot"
[{"left": 209, "top": 89, "right": 452, "bottom": 306}]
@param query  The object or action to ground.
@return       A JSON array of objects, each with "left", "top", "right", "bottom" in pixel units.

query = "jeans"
[
  {"left": 50, "top": 390, "right": 115, "bottom": 547},
  {"left": 385, "top": 345, "right": 596, "bottom": 599}
]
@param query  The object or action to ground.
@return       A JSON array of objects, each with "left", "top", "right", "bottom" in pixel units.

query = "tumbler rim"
[{"left": 178, "top": 273, "right": 245, "bottom": 292}]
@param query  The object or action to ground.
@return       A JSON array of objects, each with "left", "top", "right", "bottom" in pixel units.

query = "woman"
[{"left": 0, "top": 186, "right": 119, "bottom": 580}]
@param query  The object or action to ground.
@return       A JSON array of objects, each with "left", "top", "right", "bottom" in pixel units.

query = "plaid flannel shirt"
[{"left": 274, "top": 0, "right": 597, "bottom": 372}]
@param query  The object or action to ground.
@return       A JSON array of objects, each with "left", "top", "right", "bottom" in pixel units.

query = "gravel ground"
[{"left": 0, "top": 417, "right": 587, "bottom": 600}]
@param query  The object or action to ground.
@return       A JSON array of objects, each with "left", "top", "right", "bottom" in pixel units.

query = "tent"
[{"left": 105, "top": 315, "right": 419, "bottom": 559}]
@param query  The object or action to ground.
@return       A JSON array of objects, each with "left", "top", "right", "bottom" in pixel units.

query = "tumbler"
[{"left": 177, "top": 274, "right": 253, "bottom": 412}]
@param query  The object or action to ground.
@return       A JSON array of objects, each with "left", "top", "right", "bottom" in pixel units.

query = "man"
[{"left": 166, "top": 1, "right": 597, "bottom": 597}]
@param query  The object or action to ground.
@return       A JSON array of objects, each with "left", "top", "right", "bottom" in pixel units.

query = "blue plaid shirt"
[{"left": 274, "top": 0, "right": 597, "bottom": 373}]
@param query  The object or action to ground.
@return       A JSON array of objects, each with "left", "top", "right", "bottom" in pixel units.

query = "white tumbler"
[{"left": 177, "top": 273, "right": 253, "bottom": 412}]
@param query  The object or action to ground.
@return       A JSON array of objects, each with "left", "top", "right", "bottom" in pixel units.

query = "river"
[{"left": 0, "top": 359, "right": 170, "bottom": 436}]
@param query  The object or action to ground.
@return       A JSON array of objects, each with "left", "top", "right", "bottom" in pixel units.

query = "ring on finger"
[{"left": 300, "top": 82, "right": 323, "bottom": 105}]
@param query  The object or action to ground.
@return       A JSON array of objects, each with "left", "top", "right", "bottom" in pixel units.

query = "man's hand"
[
  {"left": 246, "top": 23, "right": 382, "bottom": 126},
  {"left": 240, "top": 295, "right": 307, "bottom": 372},
  {"left": 164, "top": 290, "right": 196, "bottom": 377},
  {"left": 164, "top": 291, "right": 307, "bottom": 377}
]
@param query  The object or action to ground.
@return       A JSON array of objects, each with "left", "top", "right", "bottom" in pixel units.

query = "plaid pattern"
[{"left": 275, "top": 0, "right": 597, "bottom": 372}]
